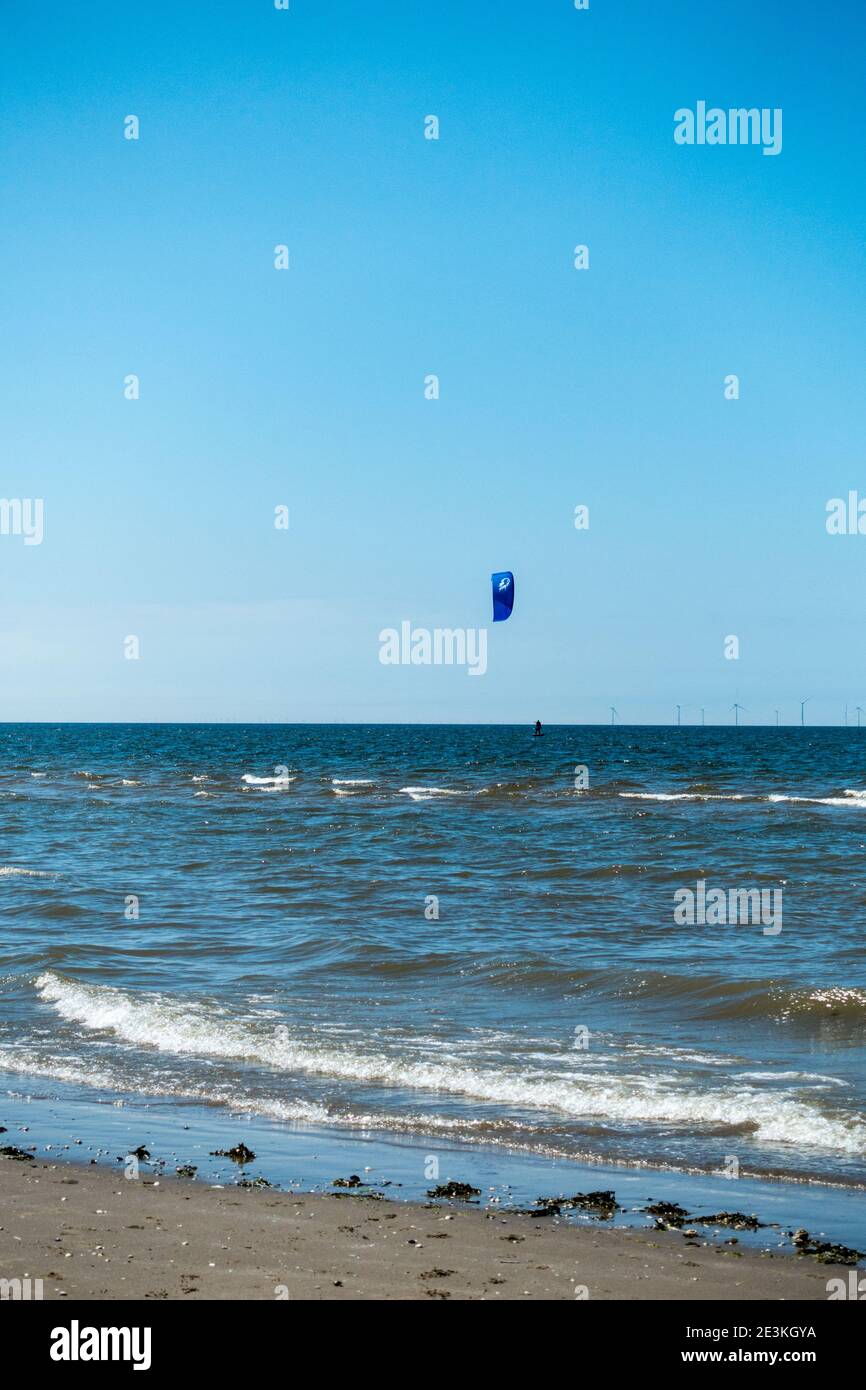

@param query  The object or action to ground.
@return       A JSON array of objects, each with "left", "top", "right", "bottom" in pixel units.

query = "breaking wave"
[{"left": 29, "top": 972, "right": 866, "bottom": 1156}]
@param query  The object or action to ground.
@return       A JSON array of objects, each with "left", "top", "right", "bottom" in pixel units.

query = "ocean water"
[{"left": 2, "top": 723, "right": 865, "bottom": 1201}]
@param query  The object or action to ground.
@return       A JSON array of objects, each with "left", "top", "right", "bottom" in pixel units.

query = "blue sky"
[{"left": 1, "top": 0, "right": 865, "bottom": 723}]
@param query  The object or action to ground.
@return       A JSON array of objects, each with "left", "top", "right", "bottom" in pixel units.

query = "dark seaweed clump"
[
  {"left": 427, "top": 1181, "right": 481, "bottom": 1200},
  {"left": 533, "top": 1190, "right": 618, "bottom": 1219},
  {"left": 210, "top": 1143, "right": 255, "bottom": 1164},
  {"left": 792, "top": 1228, "right": 863, "bottom": 1267},
  {"left": 0, "top": 1145, "right": 31, "bottom": 1161},
  {"left": 116, "top": 1145, "right": 151, "bottom": 1163},
  {"left": 332, "top": 1174, "right": 364, "bottom": 1188},
  {"left": 693, "top": 1212, "right": 763, "bottom": 1232},
  {"left": 644, "top": 1203, "right": 763, "bottom": 1232},
  {"left": 645, "top": 1201, "right": 691, "bottom": 1228}
]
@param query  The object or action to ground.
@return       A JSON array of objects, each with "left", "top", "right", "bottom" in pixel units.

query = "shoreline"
[
  {"left": 3, "top": 1082, "right": 865, "bottom": 1267},
  {"left": 0, "top": 1153, "right": 853, "bottom": 1301}
]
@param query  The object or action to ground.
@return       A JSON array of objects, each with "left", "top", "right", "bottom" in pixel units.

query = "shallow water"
[
  {"left": 4, "top": 1079, "right": 865, "bottom": 1257},
  {"left": 2, "top": 723, "right": 865, "bottom": 1201}
]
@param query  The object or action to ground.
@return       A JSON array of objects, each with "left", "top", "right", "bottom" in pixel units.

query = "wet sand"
[{"left": 0, "top": 1156, "right": 846, "bottom": 1300}]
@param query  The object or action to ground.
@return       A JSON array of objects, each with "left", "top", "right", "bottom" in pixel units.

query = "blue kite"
[{"left": 491, "top": 571, "right": 514, "bottom": 622}]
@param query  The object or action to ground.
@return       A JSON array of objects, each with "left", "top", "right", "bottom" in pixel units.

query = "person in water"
[{"left": 534, "top": 720, "right": 542, "bottom": 736}]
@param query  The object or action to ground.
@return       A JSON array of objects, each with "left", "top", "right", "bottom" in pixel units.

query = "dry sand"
[{"left": 0, "top": 1157, "right": 845, "bottom": 1300}]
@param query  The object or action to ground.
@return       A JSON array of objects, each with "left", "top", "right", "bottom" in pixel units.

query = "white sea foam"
[
  {"left": 620, "top": 793, "right": 696, "bottom": 801},
  {"left": 0, "top": 1048, "right": 331, "bottom": 1126},
  {"left": 619, "top": 792, "right": 747, "bottom": 802},
  {"left": 1, "top": 867, "right": 50, "bottom": 878},
  {"left": 241, "top": 774, "right": 295, "bottom": 789},
  {"left": 733, "top": 1071, "right": 848, "bottom": 1088},
  {"left": 622, "top": 789, "right": 866, "bottom": 808},
  {"left": 400, "top": 786, "right": 465, "bottom": 801},
  {"left": 768, "top": 794, "right": 866, "bottom": 808},
  {"left": 32, "top": 972, "right": 866, "bottom": 1156},
  {"left": 622, "top": 1043, "right": 740, "bottom": 1067},
  {"left": 0, "top": 1046, "right": 532, "bottom": 1141}
]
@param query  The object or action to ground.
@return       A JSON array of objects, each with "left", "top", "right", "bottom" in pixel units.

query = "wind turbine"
[
  {"left": 731, "top": 702, "right": 747, "bottom": 726},
  {"left": 774, "top": 709, "right": 780, "bottom": 727},
  {"left": 676, "top": 704, "right": 682, "bottom": 727},
  {"left": 800, "top": 698, "right": 810, "bottom": 728},
  {"left": 700, "top": 707, "right": 705, "bottom": 726},
  {"left": 857, "top": 706, "right": 864, "bottom": 729},
  {"left": 610, "top": 706, "right": 618, "bottom": 726}
]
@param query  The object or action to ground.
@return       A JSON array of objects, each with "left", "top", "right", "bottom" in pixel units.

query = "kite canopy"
[{"left": 491, "top": 571, "right": 514, "bottom": 622}]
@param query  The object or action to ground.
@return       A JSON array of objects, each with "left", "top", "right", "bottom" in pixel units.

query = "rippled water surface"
[{"left": 2, "top": 723, "right": 865, "bottom": 1187}]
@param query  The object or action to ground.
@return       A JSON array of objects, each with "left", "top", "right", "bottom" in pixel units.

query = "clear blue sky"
[{"left": 1, "top": 0, "right": 865, "bottom": 723}]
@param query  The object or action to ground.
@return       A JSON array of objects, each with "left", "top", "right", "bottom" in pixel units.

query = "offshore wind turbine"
[
  {"left": 610, "top": 705, "right": 618, "bottom": 726},
  {"left": 676, "top": 704, "right": 682, "bottom": 727},
  {"left": 774, "top": 709, "right": 780, "bottom": 727},
  {"left": 857, "top": 706, "right": 864, "bottom": 729},
  {"left": 731, "top": 702, "right": 747, "bottom": 726},
  {"left": 800, "top": 698, "right": 810, "bottom": 727}
]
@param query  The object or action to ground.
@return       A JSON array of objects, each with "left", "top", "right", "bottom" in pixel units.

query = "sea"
[{"left": 2, "top": 723, "right": 865, "bottom": 1248}]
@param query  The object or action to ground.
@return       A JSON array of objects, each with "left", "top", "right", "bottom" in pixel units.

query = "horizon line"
[{"left": 0, "top": 720, "right": 862, "bottom": 730}]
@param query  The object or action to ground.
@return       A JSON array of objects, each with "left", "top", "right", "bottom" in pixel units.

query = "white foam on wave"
[
  {"left": 1, "top": 867, "right": 50, "bottom": 878},
  {"left": 400, "top": 786, "right": 465, "bottom": 801},
  {"left": 32, "top": 972, "right": 866, "bottom": 1156},
  {"left": 0, "top": 1046, "right": 537, "bottom": 1143},
  {"left": 622, "top": 1043, "right": 740, "bottom": 1067},
  {"left": 241, "top": 773, "right": 295, "bottom": 789},
  {"left": 332, "top": 779, "right": 375, "bottom": 795},
  {"left": 623, "top": 789, "right": 866, "bottom": 809},
  {"left": 0, "top": 1047, "right": 331, "bottom": 1126},
  {"left": 768, "top": 794, "right": 866, "bottom": 808},
  {"left": 733, "top": 1070, "right": 849, "bottom": 1088},
  {"left": 619, "top": 792, "right": 748, "bottom": 802},
  {"left": 620, "top": 792, "right": 696, "bottom": 801}
]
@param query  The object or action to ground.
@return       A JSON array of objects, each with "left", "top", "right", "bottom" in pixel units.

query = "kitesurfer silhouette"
[{"left": 534, "top": 720, "right": 543, "bottom": 737}]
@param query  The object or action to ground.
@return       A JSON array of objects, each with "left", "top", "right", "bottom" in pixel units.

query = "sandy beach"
[{"left": 0, "top": 1156, "right": 849, "bottom": 1301}]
